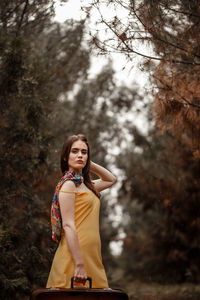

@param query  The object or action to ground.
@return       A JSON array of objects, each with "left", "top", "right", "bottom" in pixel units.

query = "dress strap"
[{"left": 60, "top": 190, "right": 80, "bottom": 194}]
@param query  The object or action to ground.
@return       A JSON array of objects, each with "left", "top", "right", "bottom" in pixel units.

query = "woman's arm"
[
  {"left": 59, "top": 180, "right": 87, "bottom": 284},
  {"left": 90, "top": 161, "right": 117, "bottom": 192}
]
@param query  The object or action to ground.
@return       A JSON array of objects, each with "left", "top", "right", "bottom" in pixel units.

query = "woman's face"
[{"left": 68, "top": 140, "right": 88, "bottom": 172}]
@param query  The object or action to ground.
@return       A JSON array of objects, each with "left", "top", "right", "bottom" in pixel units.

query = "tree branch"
[
  {"left": 99, "top": 16, "right": 200, "bottom": 65},
  {"left": 1, "top": 3, "right": 23, "bottom": 23},
  {"left": 16, "top": 0, "right": 29, "bottom": 35},
  {"left": 160, "top": 4, "right": 200, "bottom": 19},
  {"left": 131, "top": 8, "right": 200, "bottom": 59},
  {"left": 154, "top": 75, "right": 200, "bottom": 110}
]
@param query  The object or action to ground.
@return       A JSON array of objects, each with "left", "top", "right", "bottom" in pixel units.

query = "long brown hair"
[{"left": 60, "top": 134, "right": 99, "bottom": 198}]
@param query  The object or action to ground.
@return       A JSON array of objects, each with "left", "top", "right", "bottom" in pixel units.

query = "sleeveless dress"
[{"left": 46, "top": 190, "right": 108, "bottom": 288}]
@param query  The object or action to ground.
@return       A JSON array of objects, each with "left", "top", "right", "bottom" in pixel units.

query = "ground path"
[{"left": 117, "top": 281, "right": 200, "bottom": 300}]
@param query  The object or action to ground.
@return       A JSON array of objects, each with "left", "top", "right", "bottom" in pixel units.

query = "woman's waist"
[
  {"left": 61, "top": 226, "right": 100, "bottom": 239},
  {"left": 61, "top": 229, "right": 101, "bottom": 249}
]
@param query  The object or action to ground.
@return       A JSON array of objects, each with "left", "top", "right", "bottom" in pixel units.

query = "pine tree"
[
  {"left": 0, "top": 1, "right": 91, "bottom": 299},
  {"left": 88, "top": 0, "right": 200, "bottom": 156}
]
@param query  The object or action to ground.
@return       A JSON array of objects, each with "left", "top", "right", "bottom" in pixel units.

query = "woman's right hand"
[{"left": 74, "top": 263, "right": 87, "bottom": 285}]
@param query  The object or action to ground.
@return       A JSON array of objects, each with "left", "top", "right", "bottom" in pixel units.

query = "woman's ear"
[{"left": 64, "top": 157, "right": 66, "bottom": 161}]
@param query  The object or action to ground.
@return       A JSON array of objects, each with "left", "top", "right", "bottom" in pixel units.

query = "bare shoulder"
[{"left": 60, "top": 180, "right": 76, "bottom": 192}]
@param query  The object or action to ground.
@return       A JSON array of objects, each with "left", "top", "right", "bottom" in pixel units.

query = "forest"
[{"left": 0, "top": 0, "right": 200, "bottom": 299}]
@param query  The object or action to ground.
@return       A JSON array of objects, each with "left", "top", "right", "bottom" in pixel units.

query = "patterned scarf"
[{"left": 51, "top": 171, "right": 84, "bottom": 242}]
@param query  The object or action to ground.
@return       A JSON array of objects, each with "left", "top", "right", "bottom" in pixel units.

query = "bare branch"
[
  {"left": 160, "top": 4, "right": 200, "bottom": 19},
  {"left": 16, "top": 0, "right": 29, "bottom": 34},
  {"left": 99, "top": 15, "right": 200, "bottom": 65},
  {"left": 1, "top": 3, "right": 23, "bottom": 23},
  {"left": 131, "top": 8, "right": 200, "bottom": 60}
]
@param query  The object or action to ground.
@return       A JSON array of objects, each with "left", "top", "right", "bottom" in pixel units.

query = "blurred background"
[{"left": 0, "top": 0, "right": 200, "bottom": 299}]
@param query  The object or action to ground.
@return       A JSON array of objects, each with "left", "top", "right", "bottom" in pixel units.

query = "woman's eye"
[
  {"left": 71, "top": 149, "right": 87, "bottom": 154},
  {"left": 72, "top": 150, "right": 78, "bottom": 153}
]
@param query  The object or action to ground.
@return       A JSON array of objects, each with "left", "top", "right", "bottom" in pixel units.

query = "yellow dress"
[{"left": 46, "top": 190, "right": 108, "bottom": 288}]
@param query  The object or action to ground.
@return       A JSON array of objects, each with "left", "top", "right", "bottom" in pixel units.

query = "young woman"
[{"left": 46, "top": 134, "right": 117, "bottom": 288}]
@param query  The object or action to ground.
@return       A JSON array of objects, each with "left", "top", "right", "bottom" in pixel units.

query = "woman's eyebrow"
[{"left": 71, "top": 147, "right": 87, "bottom": 151}]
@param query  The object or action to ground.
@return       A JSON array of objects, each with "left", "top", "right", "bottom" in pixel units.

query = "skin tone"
[
  {"left": 59, "top": 139, "right": 117, "bottom": 285},
  {"left": 67, "top": 140, "right": 88, "bottom": 175}
]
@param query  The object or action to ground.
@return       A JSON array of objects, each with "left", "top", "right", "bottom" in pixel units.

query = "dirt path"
[{"left": 122, "top": 281, "right": 200, "bottom": 300}]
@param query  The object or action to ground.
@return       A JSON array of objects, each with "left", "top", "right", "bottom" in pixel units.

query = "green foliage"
[
  {"left": 0, "top": 3, "right": 55, "bottom": 298},
  {"left": 0, "top": 1, "right": 96, "bottom": 298},
  {"left": 115, "top": 125, "right": 200, "bottom": 283}
]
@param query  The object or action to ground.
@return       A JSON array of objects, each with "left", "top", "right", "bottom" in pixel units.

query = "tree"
[
  {"left": 87, "top": 0, "right": 200, "bottom": 157},
  {"left": 0, "top": 1, "right": 92, "bottom": 299},
  {"left": 113, "top": 122, "right": 200, "bottom": 283}
]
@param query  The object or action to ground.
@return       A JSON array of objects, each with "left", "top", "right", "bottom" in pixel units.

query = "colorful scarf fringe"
[{"left": 51, "top": 171, "right": 83, "bottom": 242}]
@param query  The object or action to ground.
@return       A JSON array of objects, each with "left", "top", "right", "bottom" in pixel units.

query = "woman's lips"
[{"left": 77, "top": 160, "right": 83, "bottom": 163}]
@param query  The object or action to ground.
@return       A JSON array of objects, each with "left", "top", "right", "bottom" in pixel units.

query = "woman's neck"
[{"left": 68, "top": 168, "right": 82, "bottom": 174}]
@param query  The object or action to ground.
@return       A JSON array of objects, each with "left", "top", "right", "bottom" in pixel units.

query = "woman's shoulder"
[{"left": 60, "top": 180, "right": 77, "bottom": 192}]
